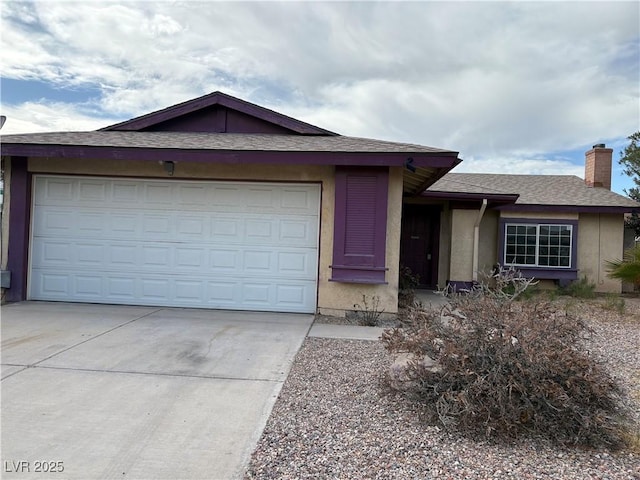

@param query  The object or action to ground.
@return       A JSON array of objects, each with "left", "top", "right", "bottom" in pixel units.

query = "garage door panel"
[
  {"left": 31, "top": 269, "right": 317, "bottom": 313},
  {"left": 79, "top": 180, "right": 108, "bottom": 201},
  {"left": 112, "top": 182, "right": 140, "bottom": 203},
  {"left": 33, "top": 241, "right": 317, "bottom": 279},
  {"left": 30, "top": 176, "right": 320, "bottom": 313}
]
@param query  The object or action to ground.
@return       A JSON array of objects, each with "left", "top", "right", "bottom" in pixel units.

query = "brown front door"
[{"left": 400, "top": 205, "right": 440, "bottom": 288}]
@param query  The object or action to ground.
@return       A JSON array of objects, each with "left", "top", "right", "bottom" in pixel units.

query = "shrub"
[
  {"left": 602, "top": 293, "right": 626, "bottom": 314},
  {"left": 382, "top": 270, "right": 631, "bottom": 449},
  {"left": 399, "top": 264, "right": 420, "bottom": 291},
  {"left": 563, "top": 276, "right": 596, "bottom": 298},
  {"left": 353, "top": 294, "right": 384, "bottom": 326},
  {"left": 606, "top": 244, "right": 640, "bottom": 285}
]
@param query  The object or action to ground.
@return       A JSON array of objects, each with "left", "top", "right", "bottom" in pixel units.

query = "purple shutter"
[
  {"left": 5, "top": 157, "right": 31, "bottom": 301},
  {"left": 330, "top": 167, "right": 389, "bottom": 283}
]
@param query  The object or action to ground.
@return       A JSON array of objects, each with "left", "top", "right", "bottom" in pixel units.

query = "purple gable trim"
[
  {"left": 0, "top": 143, "right": 459, "bottom": 168},
  {"left": 331, "top": 167, "right": 389, "bottom": 284},
  {"left": 142, "top": 106, "right": 300, "bottom": 135},
  {"left": 100, "top": 91, "right": 337, "bottom": 135},
  {"left": 5, "top": 157, "right": 31, "bottom": 302},
  {"left": 498, "top": 218, "right": 579, "bottom": 277}
]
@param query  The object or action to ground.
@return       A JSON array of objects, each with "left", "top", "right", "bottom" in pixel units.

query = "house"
[
  {"left": 405, "top": 145, "right": 640, "bottom": 293},
  {"left": 1, "top": 92, "right": 637, "bottom": 316},
  {"left": 0, "top": 91, "right": 459, "bottom": 315}
]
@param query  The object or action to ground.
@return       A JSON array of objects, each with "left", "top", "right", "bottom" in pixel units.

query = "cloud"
[
  {"left": 0, "top": 102, "right": 118, "bottom": 133},
  {"left": 1, "top": 0, "right": 638, "bottom": 169},
  {"left": 452, "top": 155, "right": 584, "bottom": 178}
]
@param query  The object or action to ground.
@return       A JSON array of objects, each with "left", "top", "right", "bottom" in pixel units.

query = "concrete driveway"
[{"left": 1, "top": 301, "right": 314, "bottom": 480}]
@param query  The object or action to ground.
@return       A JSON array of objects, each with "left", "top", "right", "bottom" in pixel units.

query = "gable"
[{"left": 100, "top": 91, "right": 337, "bottom": 135}]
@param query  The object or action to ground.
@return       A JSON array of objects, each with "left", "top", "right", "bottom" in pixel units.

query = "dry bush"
[{"left": 382, "top": 270, "right": 632, "bottom": 449}]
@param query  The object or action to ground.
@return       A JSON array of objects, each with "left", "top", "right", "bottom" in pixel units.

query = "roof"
[
  {"left": 426, "top": 172, "right": 640, "bottom": 212},
  {"left": 0, "top": 131, "right": 457, "bottom": 155},
  {"left": 100, "top": 91, "right": 338, "bottom": 135},
  {"left": 0, "top": 91, "right": 461, "bottom": 194}
]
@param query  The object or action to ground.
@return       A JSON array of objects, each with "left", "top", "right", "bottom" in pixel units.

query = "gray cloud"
[{"left": 1, "top": 1, "right": 638, "bottom": 176}]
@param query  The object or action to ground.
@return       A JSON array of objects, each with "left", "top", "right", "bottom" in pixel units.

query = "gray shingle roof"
[
  {"left": 0, "top": 131, "right": 455, "bottom": 154},
  {"left": 428, "top": 173, "right": 639, "bottom": 208}
]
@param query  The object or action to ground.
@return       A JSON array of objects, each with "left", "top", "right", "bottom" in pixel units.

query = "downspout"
[{"left": 472, "top": 199, "right": 488, "bottom": 282}]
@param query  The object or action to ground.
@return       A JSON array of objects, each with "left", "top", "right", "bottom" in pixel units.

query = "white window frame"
[{"left": 503, "top": 223, "right": 573, "bottom": 269}]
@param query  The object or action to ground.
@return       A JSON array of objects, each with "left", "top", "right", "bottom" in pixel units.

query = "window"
[{"left": 504, "top": 223, "right": 573, "bottom": 268}]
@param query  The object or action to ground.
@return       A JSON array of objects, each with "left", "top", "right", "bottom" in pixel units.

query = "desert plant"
[
  {"left": 353, "top": 294, "right": 384, "bottom": 326},
  {"left": 399, "top": 265, "right": 420, "bottom": 291},
  {"left": 382, "top": 270, "right": 631, "bottom": 449},
  {"left": 563, "top": 276, "right": 597, "bottom": 298},
  {"left": 606, "top": 244, "right": 640, "bottom": 285},
  {"left": 601, "top": 293, "right": 626, "bottom": 314},
  {"left": 398, "top": 265, "right": 420, "bottom": 308}
]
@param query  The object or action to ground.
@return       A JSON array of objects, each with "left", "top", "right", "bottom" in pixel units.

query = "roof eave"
[
  {"left": 421, "top": 189, "right": 519, "bottom": 205},
  {"left": 497, "top": 203, "right": 640, "bottom": 214},
  {"left": 0, "top": 142, "right": 460, "bottom": 168}
]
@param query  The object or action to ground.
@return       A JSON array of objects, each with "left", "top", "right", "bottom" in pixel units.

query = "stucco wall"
[
  {"left": 27, "top": 157, "right": 401, "bottom": 314},
  {"left": 447, "top": 208, "right": 499, "bottom": 284},
  {"left": 449, "top": 209, "right": 477, "bottom": 282},
  {"left": 318, "top": 167, "right": 403, "bottom": 315},
  {"left": 479, "top": 210, "right": 499, "bottom": 274},
  {"left": 577, "top": 213, "right": 624, "bottom": 293}
]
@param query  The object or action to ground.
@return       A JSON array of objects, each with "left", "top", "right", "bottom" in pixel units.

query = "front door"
[{"left": 400, "top": 205, "right": 440, "bottom": 288}]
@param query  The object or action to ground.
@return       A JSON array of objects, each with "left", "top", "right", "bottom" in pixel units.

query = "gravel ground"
[{"left": 245, "top": 297, "right": 640, "bottom": 479}]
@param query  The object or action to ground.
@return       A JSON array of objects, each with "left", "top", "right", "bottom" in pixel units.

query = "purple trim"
[
  {"left": 421, "top": 191, "right": 519, "bottom": 204},
  {"left": 515, "top": 268, "right": 578, "bottom": 281},
  {"left": 100, "top": 91, "right": 337, "bottom": 135},
  {"left": 143, "top": 106, "right": 297, "bottom": 135},
  {"left": 0, "top": 143, "right": 460, "bottom": 168},
  {"left": 498, "top": 204, "right": 639, "bottom": 214},
  {"left": 446, "top": 280, "right": 477, "bottom": 292},
  {"left": 329, "top": 266, "right": 389, "bottom": 284},
  {"left": 5, "top": 157, "right": 31, "bottom": 302},
  {"left": 498, "top": 218, "right": 579, "bottom": 274},
  {"left": 330, "top": 167, "right": 389, "bottom": 284}
]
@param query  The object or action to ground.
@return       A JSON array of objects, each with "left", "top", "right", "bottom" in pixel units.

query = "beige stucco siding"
[
  {"left": 318, "top": 167, "right": 403, "bottom": 315},
  {"left": 447, "top": 208, "right": 499, "bottom": 284},
  {"left": 27, "top": 157, "right": 401, "bottom": 314},
  {"left": 577, "top": 213, "right": 624, "bottom": 293},
  {"left": 478, "top": 210, "right": 499, "bottom": 273},
  {"left": 449, "top": 209, "right": 476, "bottom": 282}
]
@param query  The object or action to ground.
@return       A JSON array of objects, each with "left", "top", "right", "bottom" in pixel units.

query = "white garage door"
[{"left": 30, "top": 176, "right": 320, "bottom": 313}]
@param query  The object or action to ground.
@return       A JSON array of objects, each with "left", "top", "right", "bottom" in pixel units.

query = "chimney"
[{"left": 585, "top": 143, "right": 612, "bottom": 189}]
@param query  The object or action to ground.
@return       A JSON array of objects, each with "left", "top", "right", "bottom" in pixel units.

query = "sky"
[{"left": 1, "top": 1, "right": 639, "bottom": 195}]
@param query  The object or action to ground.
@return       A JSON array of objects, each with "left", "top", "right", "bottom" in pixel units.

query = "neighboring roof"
[
  {"left": 426, "top": 172, "right": 640, "bottom": 212},
  {"left": 100, "top": 91, "right": 338, "bottom": 135}
]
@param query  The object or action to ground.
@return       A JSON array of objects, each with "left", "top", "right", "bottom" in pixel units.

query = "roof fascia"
[
  {"left": 1, "top": 143, "right": 460, "bottom": 168},
  {"left": 497, "top": 203, "right": 640, "bottom": 214},
  {"left": 99, "top": 91, "right": 338, "bottom": 135},
  {"left": 421, "top": 190, "right": 519, "bottom": 204}
]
